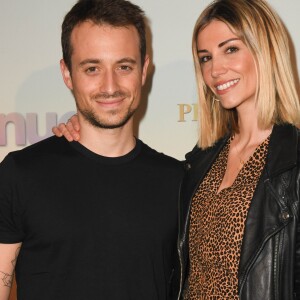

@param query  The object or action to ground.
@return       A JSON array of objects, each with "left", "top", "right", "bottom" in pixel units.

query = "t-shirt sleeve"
[{"left": 0, "top": 154, "right": 25, "bottom": 243}]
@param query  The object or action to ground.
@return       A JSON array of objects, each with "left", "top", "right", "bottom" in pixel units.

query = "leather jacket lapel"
[{"left": 238, "top": 124, "right": 298, "bottom": 293}]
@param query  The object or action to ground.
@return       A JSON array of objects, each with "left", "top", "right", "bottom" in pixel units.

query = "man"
[{"left": 0, "top": 0, "right": 183, "bottom": 299}]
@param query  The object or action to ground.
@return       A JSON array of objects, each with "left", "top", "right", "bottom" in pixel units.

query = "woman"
[
  {"left": 53, "top": 0, "right": 300, "bottom": 298},
  {"left": 179, "top": 0, "right": 300, "bottom": 299}
]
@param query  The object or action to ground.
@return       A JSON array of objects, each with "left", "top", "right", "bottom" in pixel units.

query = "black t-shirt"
[{"left": 0, "top": 136, "right": 184, "bottom": 300}]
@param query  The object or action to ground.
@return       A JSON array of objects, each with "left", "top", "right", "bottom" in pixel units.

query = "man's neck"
[{"left": 78, "top": 120, "right": 136, "bottom": 157}]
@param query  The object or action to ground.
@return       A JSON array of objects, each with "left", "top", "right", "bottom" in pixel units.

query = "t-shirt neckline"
[{"left": 69, "top": 138, "right": 142, "bottom": 165}]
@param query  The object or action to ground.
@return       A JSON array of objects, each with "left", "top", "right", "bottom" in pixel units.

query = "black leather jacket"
[{"left": 178, "top": 124, "right": 300, "bottom": 299}]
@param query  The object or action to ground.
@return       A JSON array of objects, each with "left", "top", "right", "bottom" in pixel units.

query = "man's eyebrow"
[
  {"left": 197, "top": 38, "right": 240, "bottom": 53},
  {"left": 79, "top": 59, "right": 101, "bottom": 66},
  {"left": 117, "top": 58, "right": 137, "bottom": 64},
  {"left": 78, "top": 58, "right": 137, "bottom": 66}
]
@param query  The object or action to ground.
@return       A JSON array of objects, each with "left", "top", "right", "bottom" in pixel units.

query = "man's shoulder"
[
  {"left": 0, "top": 136, "right": 73, "bottom": 181},
  {"left": 139, "top": 140, "right": 184, "bottom": 171},
  {"left": 4, "top": 136, "right": 70, "bottom": 166}
]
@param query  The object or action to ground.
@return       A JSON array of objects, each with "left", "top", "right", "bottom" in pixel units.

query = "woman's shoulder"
[{"left": 185, "top": 134, "right": 230, "bottom": 163}]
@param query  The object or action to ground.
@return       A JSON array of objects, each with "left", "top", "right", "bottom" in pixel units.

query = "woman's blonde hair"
[{"left": 193, "top": 0, "right": 300, "bottom": 149}]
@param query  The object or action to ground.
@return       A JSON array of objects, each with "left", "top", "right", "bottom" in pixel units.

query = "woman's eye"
[
  {"left": 199, "top": 56, "right": 211, "bottom": 64},
  {"left": 226, "top": 46, "right": 238, "bottom": 54}
]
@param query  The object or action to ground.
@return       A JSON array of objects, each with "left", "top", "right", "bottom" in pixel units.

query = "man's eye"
[
  {"left": 86, "top": 67, "right": 97, "bottom": 73},
  {"left": 119, "top": 65, "right": 132, "bottom": 71}
]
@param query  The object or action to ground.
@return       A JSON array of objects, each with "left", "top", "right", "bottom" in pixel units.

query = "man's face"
[{"left": 61, "top": 21, "right": 149, "bottom": 129}]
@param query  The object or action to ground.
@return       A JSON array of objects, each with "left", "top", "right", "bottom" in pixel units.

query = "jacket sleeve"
[
  {"left": 294, "top": 152, "right": 300, "bottom": 299},
  {"left": 295, "top": 211, "right": 300, "bottom": 298}
]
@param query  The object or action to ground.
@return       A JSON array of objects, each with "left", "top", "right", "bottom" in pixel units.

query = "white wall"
[{"left": 1, "top": 0, "right": 299, "bottom": 161}]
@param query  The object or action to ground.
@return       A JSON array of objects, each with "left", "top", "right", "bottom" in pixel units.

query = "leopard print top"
[{"left": 184, "top": 136, "right": 270, "bottom": 300}]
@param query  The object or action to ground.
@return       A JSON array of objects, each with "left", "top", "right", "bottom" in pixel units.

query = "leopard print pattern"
[{"left": 185, "top": 136, "right": 270, "bottom": 300}]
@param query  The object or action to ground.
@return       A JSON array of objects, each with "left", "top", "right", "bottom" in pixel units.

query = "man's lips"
[{"left": 95, "top": 97, "right": 125, "bottom": 106}]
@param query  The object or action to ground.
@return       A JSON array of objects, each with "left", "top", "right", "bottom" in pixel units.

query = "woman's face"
[{"left": 196, "top": 20, "right": 257, "bottom": 112}]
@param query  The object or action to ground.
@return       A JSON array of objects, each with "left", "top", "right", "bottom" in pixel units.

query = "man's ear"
[
  {"left": 141, "top": 55, "right": 150, "bottom": 86},
  {"left": 60, "top": 59, "right": 73, "bottom": 90}
]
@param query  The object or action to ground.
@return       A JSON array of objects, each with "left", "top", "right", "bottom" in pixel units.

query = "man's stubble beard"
[{"left": 76, "top": 101, "right": 137, "bottom": 129}]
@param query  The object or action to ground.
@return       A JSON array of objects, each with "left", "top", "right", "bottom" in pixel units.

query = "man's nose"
[{"left": 100, "top": 69, "right": 119, "bottom": 94}]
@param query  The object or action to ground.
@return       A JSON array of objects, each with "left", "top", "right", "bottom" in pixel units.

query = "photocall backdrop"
[{"left": 1, "top": 0, "right": 300, "bottom": 164}]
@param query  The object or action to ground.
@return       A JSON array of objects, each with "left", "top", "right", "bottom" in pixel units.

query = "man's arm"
[{"left": 0, "top": 243, "right": 21, "bottom": 300}]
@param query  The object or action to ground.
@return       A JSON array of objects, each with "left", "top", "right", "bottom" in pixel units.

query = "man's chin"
[
  {"left": 79, "top": 108, "right": 136, "bottom": 130},
  {"left": 89, "top": 115, "right": 134, "bottom": 129}
]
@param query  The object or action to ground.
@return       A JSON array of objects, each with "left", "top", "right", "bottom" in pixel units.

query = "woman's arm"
[{"left": 52, "top": 114, "right": 81, "bottom": 141}]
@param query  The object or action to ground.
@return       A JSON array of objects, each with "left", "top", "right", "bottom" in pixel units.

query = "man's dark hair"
[{"left": 62, "top": 0, "right": 146, "bottom": 71}]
